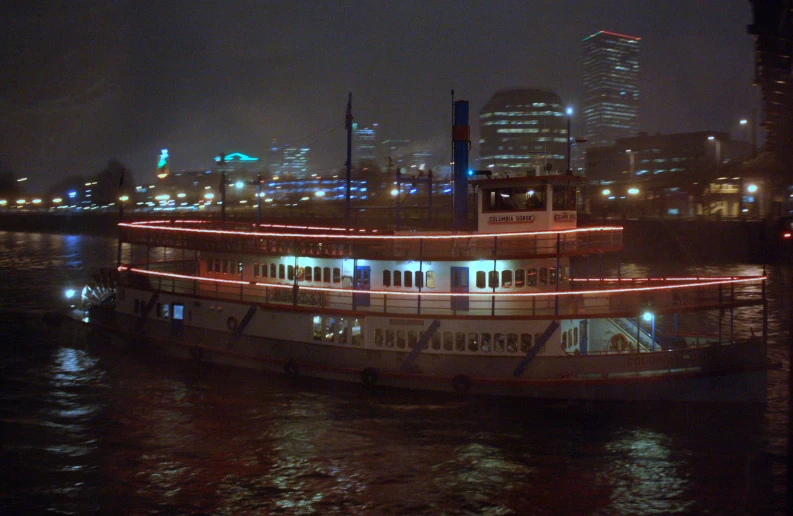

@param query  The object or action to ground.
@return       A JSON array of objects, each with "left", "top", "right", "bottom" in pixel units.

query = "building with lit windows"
[
  {"left": 277, "top": 148, "right": 310, "bottom": 178},
  {"left": 354, "top": 123, "right": 377, "bottom": 166},
  {"left": 582, "top": 30, "right": 640, "bottom": 148},
  {"left": 478, "top": 89, "right": 568, "bottom": 174}
]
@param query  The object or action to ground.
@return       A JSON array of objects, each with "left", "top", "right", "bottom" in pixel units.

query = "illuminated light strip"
[
  {"left": 120, "top": 267, "right": 765, "bottom": 298},
  {"left": 118, "top": 222, "right": 624, "bottom": 241},
  {"left": 571, "top": 277, "right": 741, "bottom": 283}
]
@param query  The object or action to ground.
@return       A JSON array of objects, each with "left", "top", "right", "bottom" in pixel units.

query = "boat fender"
[
  {"left": 227, "top": 316, "right": 238, "bottom": 331},
  {"left": 610, "top": 333, "right": 630, "bottom": 352},
  {"left": 452, "top": 374, "right": 471, "bottom": 394},
  {"left": 190, "top": 345, "right": 204, "bottom": 361},
  {"left": 284, "top": 360, "right": 299, "bottom": 377},
  {"left": 361, "top": 367, "right": 379, "bottom": 386}
]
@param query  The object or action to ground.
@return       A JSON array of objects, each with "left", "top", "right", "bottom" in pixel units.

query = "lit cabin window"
[
  {"left": 515, "top": 269, "right": 525, "bottom": 287},
  {"left": 552, "top": 184, "right": 577, "bottom": 210},
  {"left": 314, "top": 266, "right": 321, "bottom": 282},
  {"left": 305, "top": 266, "right": 312, "bottom": 282},
  {"left": 333, "top": 267, "right": 341, "bottom": 284},
  {"left": 394, "top": 271, "right": 402, "bottom": 287},
  {"left": 383, "top": 270, "right": 391, "bottom": 287},
  {"left": 323, "top": 267, "right": 331, "bottom": 283},
  {"left": 351, "top": 319, "right": 362, "bottom": 346},
  {"left": 540, "top": 267, "right": 548, "bottom": 285},
  {"left": 468, "top": 332, "right": 479, "bottom": 351},
  {"left": 385, "top": 329, "right": 394, "bottom": 347},
  {"left": 414, "top": 271, "right": 423, "bottom": 288},
  {"left": 483, "top": 187, "right": 546, "bottom": 212},
  {"left": 502, "top": 270, "right": 513, "bottom": 288},
  {"left": 279, "top": 264, "right": 285, "bottom": 279},
  {"left": 550, "top": 267, "right": 557, "bottom": 285},
  {"left": 375, "top": 328, "right": 384, "bottom": 347},
  {"left": 527, "top": 268, "right": 537, "bottom": 286},
  {"left": 520, "top": 333, "right": 532, "bottom": 352},
  {"left": 404, "top": 271, "right": 412, "bottom": 288},
  {"left": 396, "top": 330, "right": 406, "bottom": 349},
  {"left": 425, "top": 271, "right": 435, "bottom": 288}
]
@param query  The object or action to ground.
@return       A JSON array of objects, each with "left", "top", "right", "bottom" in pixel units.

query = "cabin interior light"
[{"left": 642, "top": 311, "right": 653, "bottom": 322}]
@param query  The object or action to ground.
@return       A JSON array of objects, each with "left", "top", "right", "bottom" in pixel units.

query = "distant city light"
[
  {"left": 68, "top": 191, "right": 77, "bottom": 198},
  {"left": 64, "top": 289, "right": 76, "bottom": 299},
  {"left": 628, "top": 188, "right": 640, "bottom": 195},
  {"left": 0, "top": 200, "right": 7, "bottom": 206},
  {"left": 315, "top": 190, "right": 325, "bottom": 197},
  {"left": 747, "top": 184, "right": 758, "bottom": 193},
  {"left": 391, "top": 189, "right": 399, "bottom": 196},
  {"left": 566, "top": 107, "right": 573, "bottom": 116},
  {"left": 53, "top": 198, "right": 63, "bottom": 203},
  {"left": 642, "top": 311, "right": 654, "bottom": 322},
  {"left": 17, "top": 177, "right": 27, "bottom": 182},
  {"left": 16, "top": 199, "right": 25, "bottom": 204},
  {"left": 177, "top": 193, "right": 186, "bottom": 198},
  {"left": 707, "top": 135, "right": 715, "bottom": 140},
  {"left": 602, "top": 189, "right": 611, "bottom": 196},
  {"left": 155, "top": 194, "right": 170, "bottom": 201},
  {"left": 32, "top": 198, "right": 41, "bottom": 204},
  {"left": 740, "top": 119, "right": 748, "bottom": 125},
  {"left": 204, "top": 193, "right": 215, "bottom": 199},
  {"left": 235, "top": 181, "right": 244, "bottom": 189},
  {"left": 119, "top": 195, "right": 129, "bottom": 202}
]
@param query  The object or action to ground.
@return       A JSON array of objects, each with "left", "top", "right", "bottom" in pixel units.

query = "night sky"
[{"left": 1, "top": 1, "right": 759, "bottom": 189}]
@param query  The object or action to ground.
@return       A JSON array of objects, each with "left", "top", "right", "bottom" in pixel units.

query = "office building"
[
  {"left": 582, "top": 30, "right": 641, "bottom": 148},
  {"left": 354, "top": 123, "right": 377, "bottom": 166},
  {"left": 479, "top": 89, "right": 568, "bottom": 174}
]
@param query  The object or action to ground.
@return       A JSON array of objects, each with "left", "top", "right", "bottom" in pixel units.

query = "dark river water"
[{"left": 0, "top": 231, "right": 790, "bottom": 515}]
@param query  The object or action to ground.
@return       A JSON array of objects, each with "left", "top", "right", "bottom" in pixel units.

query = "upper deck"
[{"left": 119, "top": 220, "right": 622, "bottom": 261}]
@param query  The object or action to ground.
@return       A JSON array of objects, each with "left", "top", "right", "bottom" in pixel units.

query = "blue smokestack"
[{"left": 453, "top": 100, "right": 470, "bottom": 230}]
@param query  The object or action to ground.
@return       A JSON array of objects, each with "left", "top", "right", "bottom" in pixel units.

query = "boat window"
[
  {"left": 397, "top": 330, "right": 406, "bottom": 349},
  {"left": 261, "top": 263, "right": 268, "bottom": 278},
  {"left": 270, "top": 263, "right": 276, "bottom": 278},
  {"left": 494, "top": 333, "right": 505, "bottom": 352},
  {"left": 507, "top": 333, "right": 518, "bottom": 353},
  {"left": 333, "top": 268, "right": 341, "bottom": 284},
  {"left": 323, "top": 267, "right": 331, "bottom": 283},
  {"left": 279, "top": 264, "right": 286, "bottom": 279},
  {"left": 288, "top": 265, "right": 295, "bottom": 281},
  {"left": 560, "top": 265, "right": 568, "bottom": 282},
  {"left": 375, "top": 328, "right": 383, "bottom": 347},
  {"left": 324, "top": 317, "right": 336, "bottom": 342},
  {"left": 313, "top": 315, "right": 322, "bottom": 341},
  {"left": 383, "top": 270, "right": 391, "bottom": 287},
  {"left": 314, "top": 266, "right": 321, "bottom": 282},
  {"left": 527, "top": 268, "right": 537, "bottom": 286},
  {"left": 476, "top": 271, "right": 486, "bottom": 289},
  {"left": 520, "top": 333, "right": 532, "bottom": 353},
  {"left": 574, "top": 327, "right": 578, "bottom": 346},
  {"left": 483, "top": 187, "right": 546, "bottom": 212},
  {"left": 432, "top": 332, "right": 441, "bottom": 350},
  {"left": 549, "top": 267, "right": 556, "bottom": 285},
  {"left": 426, "top": 271, "right": 436, "bottom": 288},
  {"left": 408, "top": 331, "right": 417, "bottom": 349},
  {"left": 552, "top": 184, "right": 577, "bottom": 211},
  {"left": 468, "top": 332, "right": 479, "bottom": 352},
  {"left": 562, "top": 331, "right": 568, "bottom": 351},
  {"left": 385, "top": 329, "right": 394, "bottom": 347},
  {"left": 488, "top": 271, "right": 498, "bottom": 289},
  {"left": 215, "top": 260, "right": 221, "bottom": 273},
  {"left": 394, "top": 270, "right": 402, "bottom": 287},
  {"left": 502, "top": 270, "right": 513, "bottom": 288},
  {"left": 305, "top": 266, "right": 312, "bottom": 282},
  {"left": 443, "top": 332, "right": 453, "bottom": 351},
  {"left": 540, "top": 268, "right": 547, "bottom": 285},
  {"left": 455, "top": 332, "right": 465, "bottom": 352},
  {"left": 351, "top": 319, "right": 362, "bottom": 346},
  {"left": 222, "top": 260, "right": 229, "bottom": 274},
  {"left": 207, "top": 258, "right": 214, "bottom": 273},
  {"left": 415, "top": 271, "right": 423, "bottom": 288},
  {"left": 338, "top": 318, "right": 348, "bottom": 344},
  {"left": 515, "top": 269, "right": 525, "bottom": 287},
  {"left": 404, "top": 271, "right": 412, "bottom": 288},
  {"left": 252, "top": 263, "right": 259, "bottom": 277},
  {"left": 481, "top": 333, "right": 491, "bottom": 352}
]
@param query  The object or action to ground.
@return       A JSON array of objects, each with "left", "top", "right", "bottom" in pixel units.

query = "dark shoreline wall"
[{"left": 0, "top": 213, "right": 781, "bottom": 264}]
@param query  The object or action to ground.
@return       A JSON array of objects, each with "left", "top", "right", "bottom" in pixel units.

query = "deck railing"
[
  {"left": 119, "top": 221, "right": 623, "bottom": 260},
  {"left": 122, "top": 266, "right": 765, "bottom": 320}
]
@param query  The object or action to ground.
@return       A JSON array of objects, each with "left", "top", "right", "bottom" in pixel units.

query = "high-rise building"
[
  {"left": 279, "top": 148, "right": 310, "bottom": 178},
  {"left": 478, "top": 89, "right": 568, "bottom": 174},
  {"left": 747, "top": 1, "right": 793, "bottom": 169},
  {"left": 582, "top": 30, "right": 641, "bottom": 148},
  {"left": 354, "top": 123, "right": 377, "bottom": 165}
]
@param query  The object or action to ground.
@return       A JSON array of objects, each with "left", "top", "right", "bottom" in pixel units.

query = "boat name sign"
[{"left": 488, "top": 214, "right": 535, "bottom": 224}]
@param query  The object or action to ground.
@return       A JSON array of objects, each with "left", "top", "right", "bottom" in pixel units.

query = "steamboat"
[{"left": 85, "top": 99, "right": 772, "bottom": 402}]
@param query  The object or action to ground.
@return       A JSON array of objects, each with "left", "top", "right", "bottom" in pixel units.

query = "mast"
[{"left": 345, "top": 93, "right": 353, "bottom": 229}]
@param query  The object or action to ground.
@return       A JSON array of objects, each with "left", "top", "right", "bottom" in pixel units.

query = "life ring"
[
  {"left": 361, "top": 367, "right": 379, "bottom": 386},
  {"left": 284, "top": 360, "right": 299, "bottom": 377},
  {"left": 189, "top": 345, "right": 204, "bottom": 361},
  {"left": 610, "top": 333, "right": 630, "bottom": 352},
  {"left": 452, "top": 374, "right": 471, "bottom": 394},
  {"left": 227, "top": 316, "right": 238, "bottom": 331}
]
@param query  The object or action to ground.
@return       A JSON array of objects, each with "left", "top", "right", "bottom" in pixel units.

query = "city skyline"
[{"left": 1, "top": 1, "right": 760, "bottom": 189}]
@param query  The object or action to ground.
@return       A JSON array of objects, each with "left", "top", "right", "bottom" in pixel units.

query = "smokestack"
[{"left": 453, "top": 100, "right": 470, "bottom": 230}]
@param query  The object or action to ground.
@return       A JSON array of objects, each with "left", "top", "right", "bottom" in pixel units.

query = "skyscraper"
[
  {"left": 478, "top": 89, "right": 568, "bottom": 174},
  {"left": 353, "top": 123, "right": 377, "bottom": 166},
  {"left": 582, "top": 30, "right": 640, "bottom": 148}
]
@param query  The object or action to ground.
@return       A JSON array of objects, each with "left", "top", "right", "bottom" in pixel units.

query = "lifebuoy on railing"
[
  {"left": 227, "top": 316, "right": 238, "bottom": 331},
  {"left": 610, "top": 333, "right": 630, "bottom": 352}
]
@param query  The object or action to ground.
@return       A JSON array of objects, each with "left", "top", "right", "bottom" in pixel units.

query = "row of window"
[
  {"left": 473, "top": 267, "right": 567, "bottom": 289},
  {"left": 374, "top": 329, "right": 535, "bottom": 354},
  {"left": 312, "top": 316, "right": 363, "bottom": 346},
  {"left": 382, "top": 270, "right": 437, "bottom": 288}
]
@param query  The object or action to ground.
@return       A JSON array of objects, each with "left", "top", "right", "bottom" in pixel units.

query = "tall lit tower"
[{"left": 582, "top": 30, "right": 641, "bottom": 148}]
